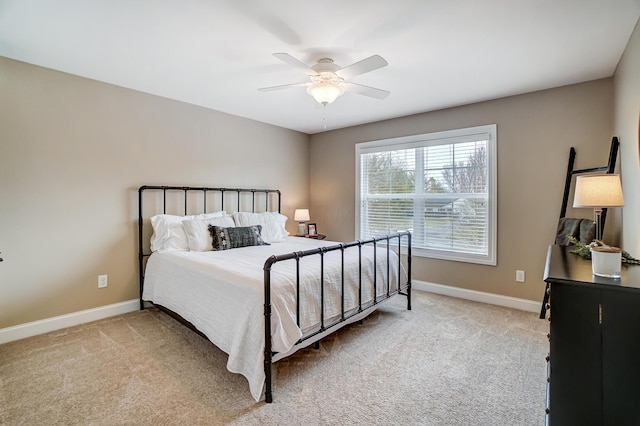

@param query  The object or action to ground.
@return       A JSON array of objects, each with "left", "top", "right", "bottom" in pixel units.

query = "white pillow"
[
  {"left": 232, "top": 211, "right": 289, "bottom": 243},
  {"left": 150, "top": 211, "right": 226, "bottom": 252},
  {"left": 183, "top": 215, "right": 235, "bottom": 251}
]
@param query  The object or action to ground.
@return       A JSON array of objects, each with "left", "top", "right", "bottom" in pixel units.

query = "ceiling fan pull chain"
[{"left": 323, "top": 104, "right": 328, "bottom": 131}]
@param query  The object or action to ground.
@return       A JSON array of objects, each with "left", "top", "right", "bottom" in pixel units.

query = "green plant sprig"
[{"left": 566, "top": 235, "right": 640, "bottom": 265}]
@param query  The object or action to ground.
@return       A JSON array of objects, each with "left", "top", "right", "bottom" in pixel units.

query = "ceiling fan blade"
[
  {"left": 258, "top": 82, "right": 309, "bottom": 92},
  {"left": 336, "top": 55, "right": 388, "bottom": 79},
  {"left": 273, "top": 53, "right": 316, "bottom": 74},
  {"left": 344, "top": 82, "right": 390, "bottom": 100}
]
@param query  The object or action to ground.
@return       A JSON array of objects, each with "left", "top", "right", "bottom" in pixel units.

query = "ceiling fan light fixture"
[
  {"left": 261, "top": 53, "right": 389, "bottom": 106},
  {"left": 306, "top": 81, "right": 345, "bottom": 104}
]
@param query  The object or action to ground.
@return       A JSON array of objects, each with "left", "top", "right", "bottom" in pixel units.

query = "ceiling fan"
[{"left": 259, "top": 53, "right": 390, "bottom": 105}]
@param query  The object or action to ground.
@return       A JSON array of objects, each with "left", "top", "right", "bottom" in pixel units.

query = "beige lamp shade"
[
  {"left": 573, "top": 174, "right": 624, "bottom": 208},
  {"left": 294, "top": 209, "right": 310, "bottom": 222}
]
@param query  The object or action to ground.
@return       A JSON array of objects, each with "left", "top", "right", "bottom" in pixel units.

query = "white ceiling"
[{"left": 1, "top": 0, "right": 639, "bottom": 134}]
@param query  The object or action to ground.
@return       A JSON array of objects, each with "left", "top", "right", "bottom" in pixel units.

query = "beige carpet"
[{"left": 0, "top": 291, "right": 548, "bottom": 425}]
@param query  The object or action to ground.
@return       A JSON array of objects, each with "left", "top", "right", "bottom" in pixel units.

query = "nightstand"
[{"left": 296, "top": 234, "right": 326, "bottom": 240}]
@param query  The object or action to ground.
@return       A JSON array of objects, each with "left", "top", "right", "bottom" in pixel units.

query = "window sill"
[{"left": 410, "top": 246, "right": 496, "bottom": 266}]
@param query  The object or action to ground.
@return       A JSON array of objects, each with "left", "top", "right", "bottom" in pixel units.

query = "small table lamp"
[
  {"left": 294, "top": 209, "right": 310, "bottom": 236},
  {"left": 573, "top": 174, "right": 624, "bottom": 241}
]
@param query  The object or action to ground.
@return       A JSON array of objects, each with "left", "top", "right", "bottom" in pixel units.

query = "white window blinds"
[{"left": 356, "top": 125, "right": 496, "bottom": 265}]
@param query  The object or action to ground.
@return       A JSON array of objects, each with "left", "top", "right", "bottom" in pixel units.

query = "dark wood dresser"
[{"left": 542, "top": 244, "right": 640, "bottom": 426}]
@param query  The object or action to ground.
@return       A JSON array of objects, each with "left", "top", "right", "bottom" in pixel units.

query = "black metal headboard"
[{"left": 137, "top": 185, "right": 282, "bottom": 309}]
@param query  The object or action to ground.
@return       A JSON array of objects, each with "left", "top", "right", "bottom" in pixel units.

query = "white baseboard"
[
  {"left": 412, "top": 280, "right": 541, "bottom": 313},
  {"left": 0, "top": 299, "right": 140, "bottom": 345},
  {"left": 0, "top": 284, "right": 541, "bottom": 345}
]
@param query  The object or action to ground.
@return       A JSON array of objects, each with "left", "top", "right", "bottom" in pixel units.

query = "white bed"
[
  {"left": 137, "top": 185, "right": 412, "bottom": 402},
  {"left": 142, "top": 236, "right": 402, "bottom": 401}
]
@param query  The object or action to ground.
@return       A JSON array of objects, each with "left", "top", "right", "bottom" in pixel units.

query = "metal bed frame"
[{"left": 138, "top": 185, "right": 412, "bottom": 403}]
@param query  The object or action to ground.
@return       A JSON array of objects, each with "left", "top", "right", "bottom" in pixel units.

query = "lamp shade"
[
  {"left": 294, "top": 209, "right": 310, "bottom": 222},
  {"left": 306, "top": 82, "right": 344, "bottom": 104},
  {"left": 573, "top": 174, "right": 624, "bottom": 208}
]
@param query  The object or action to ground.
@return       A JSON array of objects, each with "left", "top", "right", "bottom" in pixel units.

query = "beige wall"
[
  {"left": 614, "top": 18, "right": 640, "bottom": 256},
  {"left": 309, "top": 79, "right": 613, "bottom": 302},
  {"left": 0, "top": 57, "right": 309, "bottom": 328},
  {"left": 2, "top": 40, "right": 631, "bottom": 330}
]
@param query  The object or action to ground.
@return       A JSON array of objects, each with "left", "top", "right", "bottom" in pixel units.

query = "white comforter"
[{"left": 142, "top": 236, "right": 401, "bottom": 401}]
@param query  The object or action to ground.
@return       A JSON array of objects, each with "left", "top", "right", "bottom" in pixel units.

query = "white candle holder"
[{"left": 591, "top": 246, "right": 622, "bottom": 278}]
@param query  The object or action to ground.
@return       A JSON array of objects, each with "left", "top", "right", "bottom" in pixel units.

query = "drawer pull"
[{"left": 599, "top": 303, "right": 603, "bottom": 324}]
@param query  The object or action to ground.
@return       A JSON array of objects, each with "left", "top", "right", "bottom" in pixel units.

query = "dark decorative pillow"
[{"left": 208, "top": 224, "right": 269, "bottom": 251}]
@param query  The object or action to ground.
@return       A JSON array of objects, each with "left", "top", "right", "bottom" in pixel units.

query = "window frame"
[{"left": 355, "top": 124, "right": 497, "bottom": 265}]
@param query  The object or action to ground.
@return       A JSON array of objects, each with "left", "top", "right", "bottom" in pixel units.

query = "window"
[{"left": 355, "top": 125, "right": 497, "bottom": 265}]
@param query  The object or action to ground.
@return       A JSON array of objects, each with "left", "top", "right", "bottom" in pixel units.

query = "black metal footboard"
[{"left": 262, "top": 231, "right": 412, "bottom": 403}]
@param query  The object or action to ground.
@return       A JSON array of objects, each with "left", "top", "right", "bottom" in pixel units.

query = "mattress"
[{"left": 142, "top": 236, "right": 401, "bottom": 401}]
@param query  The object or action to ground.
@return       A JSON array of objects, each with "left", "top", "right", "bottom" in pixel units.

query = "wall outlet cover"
[{"left": 98, "top": 275, "right": 108, "bottom": 288}]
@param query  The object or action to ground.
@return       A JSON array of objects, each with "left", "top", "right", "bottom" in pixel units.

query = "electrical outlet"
[
  {"left": 98, "top": 274, "right": 108, "bottom": 288},
  {"left": 516, "top": 270, "right": 525, "bottom": 283}
]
